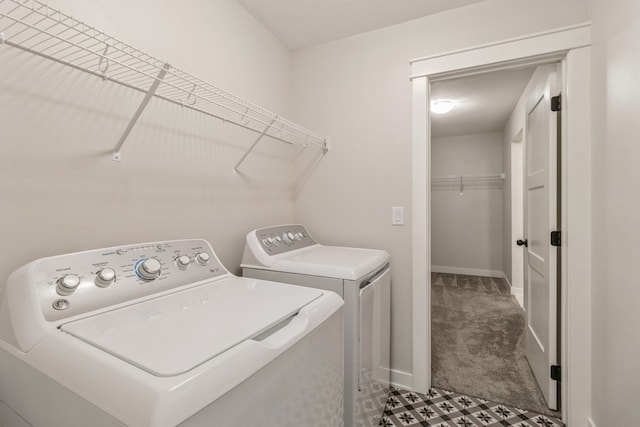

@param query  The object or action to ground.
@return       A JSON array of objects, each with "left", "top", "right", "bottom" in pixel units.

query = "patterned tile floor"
[{"left": 379, "top": 388, "right": 564, "bottom": 427}]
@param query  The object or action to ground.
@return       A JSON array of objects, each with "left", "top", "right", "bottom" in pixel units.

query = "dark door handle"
[{"left": 517, "top": 239, "right": 528, "bottom": 247}]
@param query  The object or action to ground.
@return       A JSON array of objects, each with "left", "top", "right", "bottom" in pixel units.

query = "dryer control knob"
[
  {"left": 57, "top": 274, "right": 81, "bottom": 295},
  {"left": 95, "top": 268, "right": 116, "bottom": 287},
  {"left": 295, "top": 232, "right": 303, "bottom": 241},
  {"left": 195, "top": 252, "right": 210, "bottom": 265},
  {"left": 136, "top": 258, "right": 161, "bottom": 280},
  {"left": 176, "top": 255, "right": 191, "bottom": 270}
]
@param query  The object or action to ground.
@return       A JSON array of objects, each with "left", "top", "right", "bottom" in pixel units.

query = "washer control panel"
[
  {"left": 32, "top": 239, "right": 227, "bottom": 322},
  {"left": 254, "top": 224, "right": 316, "bottom": 255}
]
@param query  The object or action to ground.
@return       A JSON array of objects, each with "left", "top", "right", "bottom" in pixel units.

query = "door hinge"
[
  {"left": 551, "top": 365, "right": 561, "bottom": 381},
  {"left": 551, "top": 95, "right": 561, "bottom": 112},
  {"left": 551, "top": 231, "right": 561, "bottom": 247}
]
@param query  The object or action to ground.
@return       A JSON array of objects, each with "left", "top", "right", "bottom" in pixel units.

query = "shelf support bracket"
[
  {"left": 112, "top": 63, "right": 171, "bottom": 161},
  {"left": 233, "top": 117, "right": 277, "bottom": 174},
  {"left": 323, "top": 137, "right": 331, "bottom": 153}
]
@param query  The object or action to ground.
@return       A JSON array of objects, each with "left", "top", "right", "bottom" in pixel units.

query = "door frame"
[
  {"left": 511, "top": 132, "right": 525, "bottom": 308},
  {"left": 410, "top": 23, "right": 592, "bottom": 424}
]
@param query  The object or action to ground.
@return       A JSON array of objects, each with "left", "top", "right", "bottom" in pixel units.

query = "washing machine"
[
  {"left": 241, "top": 224, "right": 391, "bottom": 427},
  {"left": 0, "top": 239, "right": 344, "bottom": 427}
]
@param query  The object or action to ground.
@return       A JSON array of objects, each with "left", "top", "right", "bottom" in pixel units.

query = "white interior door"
[{"left": 523, "top": 64, "right": 560, "bottom": 410}]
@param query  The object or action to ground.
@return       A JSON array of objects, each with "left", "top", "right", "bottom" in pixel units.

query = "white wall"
[
  {"left": 502, "top": 125, "right": 517, "bottom": 287},
  {"left": 589, "top": 0, "right": 640, "bottom": 424},
  {"left": 431, "top": 133, "right": 504, "bottom": 275},
  {"left": 0, "top": 0, "right": 297, "bottom": 291},
  {"left": 291, "top": 0, "right": 589, "bottom": 381},
  {"left": 49, "top": 0, "right": 292, "bottom": 114}
]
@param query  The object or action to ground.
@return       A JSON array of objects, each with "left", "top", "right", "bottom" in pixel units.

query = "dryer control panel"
[
  {"left": 15, "top": 239, "right": 228, "bottom": 322},
  {"left": 253, "top": 224, "right": 317, "bottom": 255}
]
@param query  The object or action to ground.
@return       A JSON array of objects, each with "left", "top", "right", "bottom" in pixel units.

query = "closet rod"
[
  {"left": 431, "top": 173, "right": 505, "bottom": 181},
  {"left": 1, "top": 37, "right": 305, "bottom": 148},
  {"left": 0, "top": 33, "right": 326, "bottom": 153}
]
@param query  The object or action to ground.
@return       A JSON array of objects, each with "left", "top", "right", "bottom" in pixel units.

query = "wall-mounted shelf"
[
  {"left": 432, "top": 173, "right": 504, "bottom": 194},
  {"left": 0, "top": 0, "right": 329, "bottom": 171}
]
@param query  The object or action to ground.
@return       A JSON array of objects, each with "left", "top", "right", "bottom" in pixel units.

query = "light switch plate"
[{"left": 392, "top": 207, "right": 404, "bottom": 226}]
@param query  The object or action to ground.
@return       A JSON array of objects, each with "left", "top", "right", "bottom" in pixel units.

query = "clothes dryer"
[
  {"left": 242, "top": 225, "right": 390, "bottom": 427},
  {"left": 0, "top": 239, "right": 343, "bottom": 427}
]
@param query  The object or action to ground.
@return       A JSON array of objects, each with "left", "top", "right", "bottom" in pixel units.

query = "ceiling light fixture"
[{"left": 431, "top": 99, "right": 456, "bottom": 114}]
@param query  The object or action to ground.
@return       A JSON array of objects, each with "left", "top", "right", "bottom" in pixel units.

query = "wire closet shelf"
[
  {"left": 0, "top": 0, "right": 328, "bottom": 169},
  {"left": 431, "top": 173, "right": 505, "bottom": 194}
]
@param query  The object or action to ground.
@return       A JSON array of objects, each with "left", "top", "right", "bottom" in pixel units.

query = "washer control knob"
[
  {"left": 295, "top": 232, "right": 303, "bottom": 241},
  {"left": 262, "top": 238, "right": 271, "bottom": 247},
  {"left": 56, "top": 274, "right": 81, "bottom": 295},
  {"left": 274, "top": 236, "right": 282, "bottom": 245},
  {"left": 136, "top": 258, "right": 162, "bottom": 280},
  {"left": 95, "top": 268, "right": 116, "bottom": 287},
  {"left": 52, "top": 299, "right": 71, "bottom": 311},
  {"left": 195, "top": 252, "right": 210, "bottom": 265},
  {"left": 176, "top": 255, "right": 191, "bottom": 269}
]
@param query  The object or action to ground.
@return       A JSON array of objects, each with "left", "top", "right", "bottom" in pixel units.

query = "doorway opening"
[{"left": 428, "top": 65, "right": 560, "bottom": 417}]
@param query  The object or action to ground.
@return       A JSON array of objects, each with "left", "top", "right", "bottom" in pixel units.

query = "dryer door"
[{"left": 357, "top": 266, "right": 391, "bottom": 425}]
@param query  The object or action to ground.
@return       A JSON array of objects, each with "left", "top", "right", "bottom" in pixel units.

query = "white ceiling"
[
  {"left": 236, "top": 0, "right": 534, "bottom": 140},
  {"left": 236, "top": 0, "right": 489, "bottom": 51},
  {"left": 430, "top": 67, "right": 536, "bottom": 138}
]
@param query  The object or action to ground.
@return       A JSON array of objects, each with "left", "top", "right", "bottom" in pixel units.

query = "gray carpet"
[{"left": 431, "top": 273, "right": 560, "bottom": 418}]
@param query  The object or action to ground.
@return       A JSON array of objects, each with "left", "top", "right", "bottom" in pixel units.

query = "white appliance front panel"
[
  {"left": 61, "top": 277, "right": 321, "bottom": 377},
  {"left": 180, "top": 307, "right": 344, "bottom": 427},
  {"left": 242, "top": 264, "right": 391, "bottom": 427}
]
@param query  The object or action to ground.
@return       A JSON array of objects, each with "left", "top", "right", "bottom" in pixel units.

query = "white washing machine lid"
[
  {"left": 60, "top": 276, "right": 321, "bottom": 377},
  {"left": 267, "top": 245, "right": 389, "bottom": 281}
]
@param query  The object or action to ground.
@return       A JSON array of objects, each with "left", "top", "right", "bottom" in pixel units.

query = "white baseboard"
[
  {"left": 511, "top": 287, "right": 524, "bottom": 309},
  {"left": 432, "top": 265, "right": 503, "bottom": 278},
  {"left": 503, "top": 272, "right": 524, "bottom": 309},
  {"left": 390, "top": 368, "right": 412, "bottom": 391},
  {"left": 502, "top": 272, "right": 512, "bottom": 289}
]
